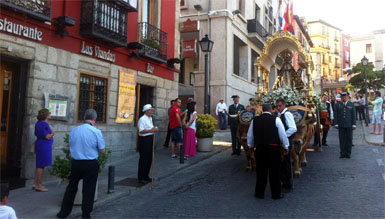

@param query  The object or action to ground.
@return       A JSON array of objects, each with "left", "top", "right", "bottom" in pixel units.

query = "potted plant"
[
  {"left": 196, "top": 114, "right": 217, "bottom": 152},
  {"left": 49, "top": 134, "right": 111, "bottom": 204}
]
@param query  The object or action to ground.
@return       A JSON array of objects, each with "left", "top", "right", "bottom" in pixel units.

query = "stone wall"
[{"left": 0, "top": 33, "right": 178, "bottom": 178}]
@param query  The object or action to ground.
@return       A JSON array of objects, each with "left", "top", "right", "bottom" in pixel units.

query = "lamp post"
[
  {"left": 199, "top": 34, "right": 214, "bottom": 114},
  {"left": 361, "top": 56, "right": 369, "bottom": 126}
]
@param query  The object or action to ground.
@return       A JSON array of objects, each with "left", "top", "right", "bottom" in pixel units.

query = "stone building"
[
  {"left": 0, "top": 0, "right": 180, "bottom": 187},
  {"left": 178, "top": 0, "right": 281, "bottom": 114}
]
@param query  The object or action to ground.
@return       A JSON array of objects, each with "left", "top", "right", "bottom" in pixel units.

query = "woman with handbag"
[
  {"left": 33, "top": 108, "right": 55, "bottom": 192},
  {"left": 183, "top": 102, "right": 198, "bottom": 158}
]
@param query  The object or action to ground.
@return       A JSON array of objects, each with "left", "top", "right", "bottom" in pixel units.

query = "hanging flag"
[{"left": 283, "top": 0, "right": 294, "bottom": 34}]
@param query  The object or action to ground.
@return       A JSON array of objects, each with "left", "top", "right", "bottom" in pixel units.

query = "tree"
[{"left": 348, "top": 63, "right": 385, "bottom": 94}]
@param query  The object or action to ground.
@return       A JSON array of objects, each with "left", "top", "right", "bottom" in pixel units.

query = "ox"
[{"left": 287, "top": 105, "right": 315, "bottom": 177}]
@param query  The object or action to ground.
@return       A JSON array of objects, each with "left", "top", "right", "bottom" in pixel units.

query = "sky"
[{"left": 292, "top": 0, "right": 385, "bottom": 36}]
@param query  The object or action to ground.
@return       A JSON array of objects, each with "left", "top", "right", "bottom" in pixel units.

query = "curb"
[
  {"left": 68, "top": 145, "right": 231, "bottom": 218},
  {"left": 360, "top": 120, "right": 385, "bottom": 147}
]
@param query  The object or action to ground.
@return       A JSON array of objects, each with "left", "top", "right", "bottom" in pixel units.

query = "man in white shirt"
[
  {"left": 0, "top": 184, "right": 17, "bottom": 219},
  {"left": 275, "top": 98, "right": 297, "bottom": 192},
  {"left": 215, "top": 98, "right": 228, "bottom": 130},
  {"left": 137, "top": 104, "right": 158, "bottom": 184},
  {"left": 247, "top": 103, "right": 289, "bottom": 200}
]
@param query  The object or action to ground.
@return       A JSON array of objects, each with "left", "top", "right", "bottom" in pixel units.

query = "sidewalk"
[
  {"left": 359, "top": 110, "right": 385, "bottom": 146},
  {"left": 8, "top": 130, "right": 231, "bottom": 219}
]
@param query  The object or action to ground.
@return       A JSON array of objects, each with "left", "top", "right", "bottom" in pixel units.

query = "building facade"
[
  {"left": 350, "top": 29, "right": 385, "bottom": 71},
  {"left": 307, "top": 20, "right": 345, "bottom": 94},
  {"left": 179, "top": 0, "right": 281, "bottom": 114},
  {"left": 341, "top": 34, "right": 351, "bottom": 75},
  {"left": 292, "top": 15, "right": 313, "bottom": 76},
  {"left": 0, "top": 0, "right": 180, "bottom": 185}
]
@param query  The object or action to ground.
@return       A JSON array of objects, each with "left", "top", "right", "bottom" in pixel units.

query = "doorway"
[
  {"left": 135, "top": 84, "right": 154, "bottom": 125},
  {"left": 0, "top": 57, "right": 28, "bottom": 189}
]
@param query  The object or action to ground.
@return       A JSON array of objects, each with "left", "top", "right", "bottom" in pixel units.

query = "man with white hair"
[
  {"left": 137, "top": 104, "right": 158, "bottom": 184},
  {"left": 215, "top": 98, "right": 228, "bottom": 130}
]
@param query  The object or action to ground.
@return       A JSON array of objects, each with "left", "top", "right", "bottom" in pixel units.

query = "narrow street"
[{"left": 91, "top": 125, "right": 385, "bottom": 218}]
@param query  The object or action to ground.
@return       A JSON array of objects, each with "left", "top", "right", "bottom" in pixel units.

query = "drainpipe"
[{"left": 207, "top": 0, "right": 211, "bottom": 115}]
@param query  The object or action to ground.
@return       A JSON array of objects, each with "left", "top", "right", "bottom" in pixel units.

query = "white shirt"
[
  {"left": 278, "top": 108, "right": 297, "bottom": 138},
  {"left": 322, "top": 101, "right": 334, "bottom": 120},
  {"left": 138, "top": 114, "right": 154, "bottom": 136},
  {"left": 187, "top": 111, "right": 197, "bottom": 131},
  {"left": 247, "top": 112, "right": 290, "bottom": 149},
  {"left": 0, "top": 205, "right": 17, "bottom": 219},
  {"left": 215, "top": 102, "right": 228, "bottom": 115}
]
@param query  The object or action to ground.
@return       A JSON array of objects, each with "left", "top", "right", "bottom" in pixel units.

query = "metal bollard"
[
  {"left": 108, "top": 166, "right": 115, "bottom": 193},
  {"left": 180, "top": 144, "right": 184, "bottom": 164}
]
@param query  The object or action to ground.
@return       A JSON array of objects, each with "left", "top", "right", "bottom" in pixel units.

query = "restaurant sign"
[
  {"left": 80, "top": 41, "right": 116, "bottom": 62},
  {"left": 0, "top": 17, "right": 43, "bottom": 41}
]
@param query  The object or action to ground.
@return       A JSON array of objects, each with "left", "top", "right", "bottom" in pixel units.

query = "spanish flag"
[{"left": 283, "top": 0, "right": 294, "bottom": 34}]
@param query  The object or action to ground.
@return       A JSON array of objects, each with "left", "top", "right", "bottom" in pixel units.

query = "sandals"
[
  {"left": 370, "top": 132, "right": 375, "bottom": 134},
  {"left": 35, "top": 186, "right": 48, "bottom": 192}
]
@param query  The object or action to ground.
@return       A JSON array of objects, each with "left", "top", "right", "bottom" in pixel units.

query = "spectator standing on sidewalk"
[
  {"left": 334, "top": 92, "right": 356, "bottom": 159},
  {"left": 314, "top": 94, "right": 334, "bottom": 146},
  {"left": 215, "top": 98, "right": 228, "bottom": 130},
  {"left": 57, "top": 109, "right": 105, "bottom": 219},
  {"left": 0, "top": 184, "right": 17, "bottom": 219},
  {"left": 354, "top": 96, "right": 361, "bottom": 120},
  {"left": 247, "top": 103, "right": 289, "bottom": 200},
  {"left": 228, "top": 95, "right": 245, "bottom": 155},
  {"left": 246, "top": 98, "right": 254, "bottom": 108},
  {"left": 183, "top": 102, "right": 198, "bottom": 158},
  {"left": 163, "top": 100, "right": 175, "bottom": 147},
  {"left": 370, "top": 91, "right": 383, "bottom": 135},
  {"left": 359, "top": 95, "right": 366, "bottom": 121},
  {"left": 137, "top": 104, "right": 158, "bottom": 184},
  {"left": 169, "top": 98, "right": 183, "bottom": 159}
]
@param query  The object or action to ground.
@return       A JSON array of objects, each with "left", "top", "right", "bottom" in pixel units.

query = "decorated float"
[{"left": 230, "top": 31, "right": 323, "bottom": 177}]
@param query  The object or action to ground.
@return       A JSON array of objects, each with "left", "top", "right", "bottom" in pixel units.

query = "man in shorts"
[
  {"left": 169, "top": 98, "right": 183, "bottom": 158},
  {"left": 371, "top": 91, "right": 383, "bottom": 135}
]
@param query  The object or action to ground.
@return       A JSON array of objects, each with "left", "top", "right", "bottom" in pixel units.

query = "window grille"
[{"left": 78, "top": 73, "right": 108, "bottom": 123}]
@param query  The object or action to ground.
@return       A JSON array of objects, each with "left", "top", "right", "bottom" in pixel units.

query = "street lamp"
[
  {"left": 361, "top": 56, "right": 369, "bottom": 126},
  {"left": 199, "top": 34, "right": 214, "bottom": 114}
]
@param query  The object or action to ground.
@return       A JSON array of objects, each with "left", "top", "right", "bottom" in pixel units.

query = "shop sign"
[
  {"left": 181, "top": 19, "right": 199, "bottom": 32},
  {"left": 0, "top": 17, "right": 43, "bottom": 41},
  {"left": 80, "top": 41, "right": 116, "bottom": 62},
  {"left": 183, "top": 39, "right": 196, "bottom": 58},
  {"left": 116, "top": 69, "right": 136, "bottom": 124}
]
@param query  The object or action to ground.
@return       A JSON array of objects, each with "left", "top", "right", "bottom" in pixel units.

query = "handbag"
[{"left": 30, "top": 140, "right": 36, "bottom": 153}]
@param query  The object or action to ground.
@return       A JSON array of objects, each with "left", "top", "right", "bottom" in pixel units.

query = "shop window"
[{"left": 78, "top": 72, "right": 108, "bottom": 124}]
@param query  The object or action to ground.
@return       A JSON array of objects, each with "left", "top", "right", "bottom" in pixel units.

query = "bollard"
[
  {"left": 180, "top": 144, "right": 184, "bottom": 164},
  {"left": 108, "top": 166, "right": 115, "bottom": 193}
]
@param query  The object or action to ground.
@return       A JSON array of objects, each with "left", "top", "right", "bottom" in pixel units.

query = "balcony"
[
  {"left": 137, "top": 22, "right": 168, "bottom": 63},
  {"left": 0, "top": 0, "right": 52, "bottom": 21},
  {"left": 79, "top": 0, "right": 128, "bottom": 47},
  {"left": 247, "top": 19, "right": 269, "bottom": 39}
]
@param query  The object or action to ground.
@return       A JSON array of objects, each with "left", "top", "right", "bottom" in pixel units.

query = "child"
[{"left": 0, "top": 184, "right": 17, "bottom": 219}]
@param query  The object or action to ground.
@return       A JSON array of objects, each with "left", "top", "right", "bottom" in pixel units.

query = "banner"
[
  {"left": 183, "top": 39, "right": 196, "bottom": 58},
  {"left": 116, "top": 69, "right": 136, "bottom": 123}
]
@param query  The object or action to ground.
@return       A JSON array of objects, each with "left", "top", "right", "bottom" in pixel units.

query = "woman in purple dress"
[{"left": 34, "top": 108, "right": 55, "bottom": 192}]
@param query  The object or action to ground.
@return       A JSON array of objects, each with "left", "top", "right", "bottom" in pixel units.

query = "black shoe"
[
  {"left": 57, "top": 213, "right": 67, "bottom": 219},
  {"left": 138, "top": 180, "right": 146, "bottom": 184},
  {"left": 346, "top": 155, "right": 351, "bottom": 158},
  {"left": 339, "top": 155, "right": 345, "bottom": 158},
  {"left": 237, "top": 151, "right": 241, "bottom": 156},
  {"left": 231, "top": 152, "right": 237, "bottom": 155},
  {"left": 144, "top": 177, "right": 153, "bottom": 182},
  {"left": 272, "top": 194, "right": 284, "bottom": 200},
  {"left": 163, "top": 144, "right": 169, "bottom": 147},
  {"left": 82, "top": 214, "right": 91, "bottom": 219},
  {"left": 254, "top": 194, "right": 264, "bottom": 199},
  {"left": 282, "top": 187, "right": 293, "bottom": 193},
  {"left": 322, "top": 143, "right": 328, "bottom": 146}
]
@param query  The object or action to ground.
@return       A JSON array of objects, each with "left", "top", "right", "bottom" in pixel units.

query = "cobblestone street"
[{"left": 90, "top": 124, "right": 385, "bottom": 218}]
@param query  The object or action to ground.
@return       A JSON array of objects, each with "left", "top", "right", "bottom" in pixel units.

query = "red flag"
[{"left": 283, "top": 0, "right": 294, "bottom": 33}]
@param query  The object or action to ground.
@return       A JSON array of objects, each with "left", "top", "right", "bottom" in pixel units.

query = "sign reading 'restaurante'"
[{"left": 0, "top": 17, "right": 43, "bottom": 41}]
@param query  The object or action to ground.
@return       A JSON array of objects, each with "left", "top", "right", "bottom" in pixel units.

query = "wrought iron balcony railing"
[
  {"left": 247, "top": 18, "right": 269, "bottom": 40},
  {"left": 0, "top": 0, "right": 52, "bottom": 21},
  {"left": 80, "top": 0, "right": 128, "bottom": 47},
  {"left": 137, "top": 22, "right": 168, "bottom": 63}
]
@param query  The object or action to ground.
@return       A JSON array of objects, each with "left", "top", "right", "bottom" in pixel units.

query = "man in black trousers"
[
  {"left": 247, "top": 103, "right": 289, "bottom": 199},
  {"left": 228, "top": 95, "right": 245, "bottom": 155},
  {"left": 137, "top": 104, "right": 158, "bottom": 184},
  {"left": 163, "top": 100, "right": 174, "bottom": 147},
  {"left": 57, "top": 109, "right": 105, "bottom": 219}
]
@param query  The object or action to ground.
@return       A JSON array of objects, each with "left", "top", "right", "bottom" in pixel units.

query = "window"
[
  {"left": 345, "top": 51, "right": 349, "bottom": 61},
  {"left": 236, "top": 0, "right": 245, "bottom": 16},
  {"left": 344, "top": 39, "right": 348, "bottom": 47},
  {"left": 255, "top": 4, "right": 261, "bottom": 22},
  {"left": 141, "top": 0, "right": 157, "bottom": 25},
  {"left": 322, "top": 26, "right": 325, "bottom": 35},
  {"left": 78, "top": 72, "right": 108, "bottom": 123},
  {"left": 233, "top": 35, "right": 247, "bottom": 79},
  {"left": 366, "top": 44, "right": 372, "bottom": 53},
  {"left": 251, "top": 50, "right": 259, "bottom": 83}
]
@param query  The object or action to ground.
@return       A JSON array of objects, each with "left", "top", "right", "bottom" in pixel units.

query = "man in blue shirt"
[{"left": 57, "top": 109, "right": 105, "bottom": 219}]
